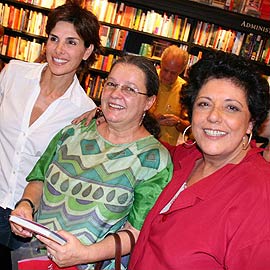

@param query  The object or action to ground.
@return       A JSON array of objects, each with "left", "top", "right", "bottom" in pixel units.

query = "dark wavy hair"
[
  {"left": 181, "top": 51, "right": 270, "bottom": 135},
  {"left": 46, "top": 3, "right": 102, "bottom": 69},
  {"left": 108, "top": 55, "right": 161, "bottom": 138}
]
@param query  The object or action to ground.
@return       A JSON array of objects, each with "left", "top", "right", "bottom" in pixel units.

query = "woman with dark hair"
[
  {"left": 45, "top": 3, "right": 101, "bottom": 69},
  {"left": 129, "top": 51, "right": 270, "bottom": 270},
  {"left": 10, "top": 55, "right": 172, "bottom": 270},
  {"left": 0, "top": 3, "right": 101, "bottom": 269}
]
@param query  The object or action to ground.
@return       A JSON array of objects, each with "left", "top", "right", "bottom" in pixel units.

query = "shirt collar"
[{"left": 176, "top": 140, "right": 264, "bottom": 202}]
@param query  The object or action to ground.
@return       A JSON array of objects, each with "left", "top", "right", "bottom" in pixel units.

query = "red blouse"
[{"left": 129, "top": 142, "right": 270, "bottom": 270}]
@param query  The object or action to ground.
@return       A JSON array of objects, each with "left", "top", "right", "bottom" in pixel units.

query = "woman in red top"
[{"left": 129, "top": 51, "right": 270, "bottom": 270}]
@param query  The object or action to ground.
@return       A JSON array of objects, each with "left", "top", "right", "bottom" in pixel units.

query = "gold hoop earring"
[
  {"left": 183, "top": 125, "right": 196, "bottom": 146},
  {"left": 242, "top": 132, "right": 252, "bottom": 150}
]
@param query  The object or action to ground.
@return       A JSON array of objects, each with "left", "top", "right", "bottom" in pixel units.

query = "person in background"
[
  {"left": 129, "top": 51, "right": 270, "bottom": 270},
  {"left": 0, "top": 3, "right": 101, "bottom": 269},
  {"left": 10, "top": 55, "right": 172, "bottom": 270},
  {"left": 150, "top": 45, "right": 190, "bottom": 145}
]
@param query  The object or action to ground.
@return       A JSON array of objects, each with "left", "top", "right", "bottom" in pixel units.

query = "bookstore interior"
[{"left": 0, "top": 0, "right": 270, "bottom": 102}]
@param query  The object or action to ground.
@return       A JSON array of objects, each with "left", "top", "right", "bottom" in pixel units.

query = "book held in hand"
[{"left": 9, "top": 215, "right": 67, "bottom": 245}]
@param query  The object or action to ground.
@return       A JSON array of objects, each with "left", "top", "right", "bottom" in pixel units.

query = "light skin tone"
[
  {"left": 72, "top": 54, "right": 190, "bottom": 130},
  {"left": 30, "top": 21, "right": 93, "bottom": 126},
  {"left": 157, "top": 54, "right": 190, "bottom": 130},
  {"left": 159, "top": 54, "right": 184, "bottom": 86},
  {"left": 98, "top": 63, "right": 156, "bottom": 144},
  {"left": 187, "top": 78, "right": 253, "bottom": 186},
  {"left": 10, "top": 63, "right": 156, "bottom": 268}
]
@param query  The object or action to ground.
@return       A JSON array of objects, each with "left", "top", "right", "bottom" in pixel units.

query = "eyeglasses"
[{"left": 103, "top": 80, "right": 148, "bottom": 97}]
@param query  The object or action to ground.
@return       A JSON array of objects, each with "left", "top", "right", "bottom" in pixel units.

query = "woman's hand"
[
  {"left": 72, "top": 107, "right": 105, "bottom": 126},
  {"left": 36, "top": 222, "right": 140, "bottom": 268},
  {"left": 157, "top": 114, "right": 182, "bottom": 127},
  {"left": 10, "top": 203, "right": 34, "bottom": 238},
  {"left": 10, "top": 181, "right": 43, "bottom": 238},
  {"left": 36, "top": 230, "right": 90, "bottom": 268}
]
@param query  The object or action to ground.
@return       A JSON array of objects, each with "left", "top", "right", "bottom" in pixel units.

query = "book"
[
  {"left": 99, "top": 25, "right": 111, "bottom": 47},
  {"left": 9, "top": 215, "right": 67, "bottom": 245},
  {"left": 243, "top": 0, "right": 262, "bottom": 17},
  {"left": 211, "top": 0, "right": 227, "bottom": 8},
  {"left": 260, "top": 0, "right": 270, "bottom": 20},
  {"left": 1, "top": 35, "right": 9, "bottom": 55},
  {"left": 133, "top": 8, "right": 142, "bottom": 30},
  {"left": 121, "top": 5, "right": 136, "bottom": 28},
  {"left": 115, "top": 29, "right": 128, "bottom": 50},
  {"left": 183, "top": 22, "right": 191, "bottom": 42},
  {"left": 2, "top": 4, "right": 10, "bottom": 27},
  {"left": 7, "top": 5, "right": 15, "bottom": 28}
]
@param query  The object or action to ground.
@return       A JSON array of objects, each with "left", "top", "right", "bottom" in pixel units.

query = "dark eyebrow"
[
  {"left": 196, "top": 96, "right": 244, "bottom": 108},
  {"left": 49, "top": 33, "right": 80, "bottom": 41}
]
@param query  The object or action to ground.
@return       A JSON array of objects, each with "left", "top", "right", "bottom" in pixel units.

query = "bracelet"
[{"left": 14, "top": 198, "right": 35, "bottom": 216}]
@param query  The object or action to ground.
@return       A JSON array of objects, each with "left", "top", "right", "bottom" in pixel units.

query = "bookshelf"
[
  {"left": 84, "top": 0, "right": 270, "bottom": 70},
  {"left": 0, "top": 0, "right": 270, "bottom": 101},
  {"left": 0, "top": 0, "right": 49, "bottom": 62}
]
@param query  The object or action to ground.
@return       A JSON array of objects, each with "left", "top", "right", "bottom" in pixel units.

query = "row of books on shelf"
[
  {"left": 15, "top": 0, "right": 66, "bottom": 9},
  {"left": 189, "top": 0, "right": 270, "bottom": 20},
  {"left": 84, "top": 74, "right": 105, "bottom": 100},
  {"left": 99, "top": 25, "right": 128, "bottom": 50},
  {"left": 85, "top": 50, "right": 202, "bottom": 100},
  {"left": 0, "top": 3, "right": 48, "bottom": 37},
  {"left": 240, "top": 33, "right": 270, "bottom": 63},
  {"left": 0, "top": 34, "right": 44, "bottom": 62},
  {"left": 91, "top": 53, "right": 119, "bottom": 72},
  {"left": 84, "top": 0, "right": 191, "bottom": 41},
  {"left": 139, "top": 42, "right": 188, "bottom": 59},
  {"left": 192, "top": 20, "right": 270, "bottom": 63}
]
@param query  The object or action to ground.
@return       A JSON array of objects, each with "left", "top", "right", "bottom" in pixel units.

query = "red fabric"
[
  {"left": 18, "top": 256, "right": 78, "bottom": 270},
  {"left": 129, "top": 142, "right": 270, "bottom": 270}
]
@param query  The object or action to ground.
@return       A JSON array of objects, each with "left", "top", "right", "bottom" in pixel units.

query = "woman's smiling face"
[
  {"left": 46, "top": 21, "right": 93, "bottom": 78},
  {"left": 101, "top": 63, "right": 155, "bottom": 128},
  {"left": 192, "top": 78, "right": 253, "bottom": 159}
]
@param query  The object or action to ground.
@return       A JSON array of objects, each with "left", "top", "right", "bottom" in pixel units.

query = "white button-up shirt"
[{"left": 0, "top": 60, "right": 96, "bottom": 209}]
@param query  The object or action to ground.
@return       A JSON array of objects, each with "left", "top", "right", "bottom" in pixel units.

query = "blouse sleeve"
[
  {"left": 26, "top": 130, "right": 64, "bottom": 182},
  {"left": 128, "top": 163, "right": 173, "bottom": 230}
]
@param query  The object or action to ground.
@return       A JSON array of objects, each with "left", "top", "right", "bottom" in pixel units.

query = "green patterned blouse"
[{"left": 27, "top": 120, "right": 172, "bottom": 269}]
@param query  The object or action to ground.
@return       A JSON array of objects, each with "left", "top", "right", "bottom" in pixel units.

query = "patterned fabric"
[{"left": 27, "top": 120, "right": 172, "bottom": 270}]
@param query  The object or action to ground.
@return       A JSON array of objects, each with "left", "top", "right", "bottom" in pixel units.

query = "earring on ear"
[
  {"left": 139, "top": 112, "right": 146, "bottom": 126},
  {"left": 242, "top": 132, "right": 252, "bottom": 150},
  {"left": 183, "top": 125, "right": 196, "bottom": 146}
]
